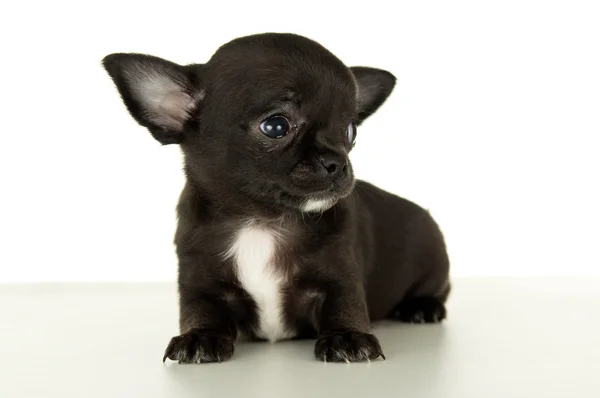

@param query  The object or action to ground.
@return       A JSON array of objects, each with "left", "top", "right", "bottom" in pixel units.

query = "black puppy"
[{"left": 103, "top": 33, "right": 450, "bottom": 363}]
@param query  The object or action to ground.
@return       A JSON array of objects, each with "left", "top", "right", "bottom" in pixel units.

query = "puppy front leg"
[
  {"left": 314, "top": 283, "right": 385, "bottom": 362},
  {"left": 163, "top": 290, "right": 236, "bottom": 364}
]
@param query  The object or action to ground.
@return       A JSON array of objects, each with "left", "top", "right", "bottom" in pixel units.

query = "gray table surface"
[{"left": 1, "top": 278, "right": 598, "bottom": 398}]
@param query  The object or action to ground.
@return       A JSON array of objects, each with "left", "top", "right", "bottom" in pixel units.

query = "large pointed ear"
[
  {"left": 350, "top": 67, "right": 396, "bottom": 124},
  {"left": 102, "top": 54, "right": 204, "bottom": 144}
]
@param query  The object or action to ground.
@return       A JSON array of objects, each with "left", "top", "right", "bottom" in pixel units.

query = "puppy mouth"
[
  {"left": 301, "top": 196, "right": 338, "bottom": 213},
  {"left": 297, "top": 181, "right": 355, "bottom": 213},
  {"left": 276, "top": 167, "right": 356, "bottom": 213},
  {"left": 272, "top": 185, "right": 339, "bottom": 213}
]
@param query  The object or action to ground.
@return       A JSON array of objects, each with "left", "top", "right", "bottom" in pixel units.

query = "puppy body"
[{"left": 103, "top": 33, "right": 450, "bottom": 362}]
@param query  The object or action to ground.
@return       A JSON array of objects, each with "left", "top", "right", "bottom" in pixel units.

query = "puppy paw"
[
  {"left": 392, "top": 297, "right": 447, "bottom": 323},
  {"left": 163, "top": 329, "right": 234, "bottom": 363},
  {"left": 314, "top": 331, "right": 385, "bottom": 362}
]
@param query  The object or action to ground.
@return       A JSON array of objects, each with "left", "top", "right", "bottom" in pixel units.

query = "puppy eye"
[
  {"left": 260, "top": 116, "right": 290, "bottom": 138},
  {"left": 347, "top": 123, "right": 356, "bottom": 145}
]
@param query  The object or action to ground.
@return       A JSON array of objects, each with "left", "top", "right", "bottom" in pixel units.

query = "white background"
[{"left": 0, "top": 0, "right": 598, "bottom": 282}]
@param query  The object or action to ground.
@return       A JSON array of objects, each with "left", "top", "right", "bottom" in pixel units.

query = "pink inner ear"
[{"left": 158, "top": 91, "right": 194, "bottom": 129}]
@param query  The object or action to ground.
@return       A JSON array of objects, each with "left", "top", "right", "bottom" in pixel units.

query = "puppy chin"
[
  {"left": 299, "top": 178, "right": 355, "bottom": 213},
  {"left": 301, "top": 197, "right": 337, "bottom": 213}
]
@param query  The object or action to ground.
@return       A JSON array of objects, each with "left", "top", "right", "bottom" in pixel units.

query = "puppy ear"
[
  {"left": 350, "top": 67, "right": 396, "bottom": 124},
  {"left": 102, "top": 54, "right": 203, "bottom": 145}
]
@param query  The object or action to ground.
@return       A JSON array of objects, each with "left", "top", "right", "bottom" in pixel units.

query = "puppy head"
[{"left": 103, "top": 33, "right": 395, "bottom": 213}]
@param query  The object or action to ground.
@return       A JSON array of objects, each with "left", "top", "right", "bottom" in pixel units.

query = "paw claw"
[
  {"left": 162, "top": 329, "right": 234, "bottom": 364},
  {"left": 314, "top": 331, "right": 384, "bottom": 363}
]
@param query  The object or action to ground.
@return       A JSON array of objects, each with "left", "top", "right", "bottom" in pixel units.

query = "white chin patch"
[{"left": 302, "top": 198, "right": 336, "bottom": 213}]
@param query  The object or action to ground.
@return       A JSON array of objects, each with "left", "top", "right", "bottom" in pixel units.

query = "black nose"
[{"left": 319, "top": 154, "right": 347, "bottom": 177}]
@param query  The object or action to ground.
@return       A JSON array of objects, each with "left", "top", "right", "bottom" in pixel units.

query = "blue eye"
[
  {"left": 347, "top": 123, "right": 356, "bottom": 145},
  {"left": 260, "top": 116, "right": 290, "bottom": 138}
]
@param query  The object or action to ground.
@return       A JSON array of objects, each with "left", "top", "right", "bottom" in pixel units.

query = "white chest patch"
[{"left": 224, "top": 223, "right": 294, "bottom": 342}]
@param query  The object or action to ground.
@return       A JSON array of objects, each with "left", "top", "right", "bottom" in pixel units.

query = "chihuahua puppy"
[{"left": 103, "top": 33, "right": 450, "bottom": 363}]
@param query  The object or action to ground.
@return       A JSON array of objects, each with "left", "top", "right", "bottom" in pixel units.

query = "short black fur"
[{"left": 103, "top": 33, "right": 451, "bottom": 363}]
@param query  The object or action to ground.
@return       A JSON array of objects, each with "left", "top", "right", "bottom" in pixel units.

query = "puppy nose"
[{"left": 319, "top": 154, "right": 347, "bottom": 177}]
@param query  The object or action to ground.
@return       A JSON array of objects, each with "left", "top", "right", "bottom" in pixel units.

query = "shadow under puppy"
[{"left": 103, "top": 33, "right": 450, "bottom": 363}]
